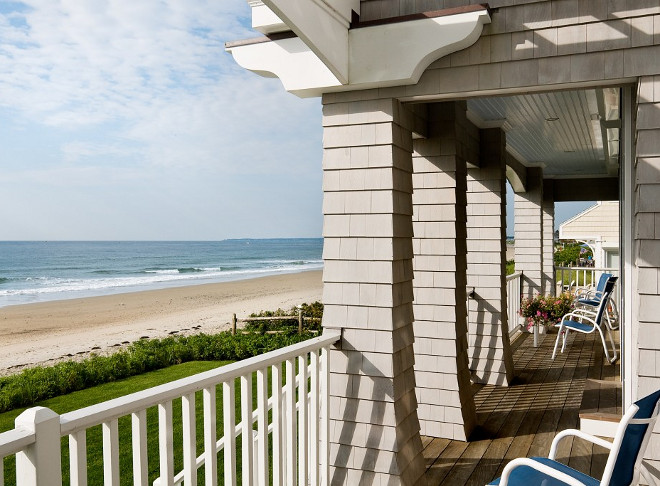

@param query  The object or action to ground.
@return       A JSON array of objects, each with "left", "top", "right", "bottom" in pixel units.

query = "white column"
[
  {"left": 466, "top": 128, "right": 514, "bottom": 386},
  {"left": 321, "top": 95, "right": 425, "bottom": 485},
  {"left": 412, "top": 101, "right": 477, "bottom": 440}
]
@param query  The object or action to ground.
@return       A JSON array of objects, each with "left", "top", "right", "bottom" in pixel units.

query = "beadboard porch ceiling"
[{"left": 466, "top": 87, "right": 621, "bottom": 179}]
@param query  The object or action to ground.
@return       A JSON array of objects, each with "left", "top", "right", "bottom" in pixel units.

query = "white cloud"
[
  {"left": 0, "top": 1, "right": 325, "bottom": 239},
  {"left": 0, "top": 0, "right": 322, "bottom": 176}
]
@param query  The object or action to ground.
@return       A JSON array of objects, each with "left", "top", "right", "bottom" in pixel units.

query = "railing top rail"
[
  {"left": 60, "top": 330, "right": 340, "bottom": 435},
  {"left": 555, "top": 266, "right": 619, "bottom": 272},
  {"left": 0, "top": 426, "right": 35, "bottom": 457},
  {"left": 506, "top": 272, "right": 523, "bottom": 281}
]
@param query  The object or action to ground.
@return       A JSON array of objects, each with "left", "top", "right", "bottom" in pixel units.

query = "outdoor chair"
[
  {"left": 552, "top": 277, "right": 618, "bottom": 364},
  {"left": 576, "top": 273, "right": 619, "bottom": 330},
  {"left": 487, "top": 389, "right": 660, "bottom": 486}
]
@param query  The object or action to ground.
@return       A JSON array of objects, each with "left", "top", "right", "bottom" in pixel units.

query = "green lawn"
[{"left": 0, "top": 360, "right": 256, "bottom": 485}]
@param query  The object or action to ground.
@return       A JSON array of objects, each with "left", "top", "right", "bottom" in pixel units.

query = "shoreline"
[{"left": 0, "top": 270, "right": 323, "bottom": 375}]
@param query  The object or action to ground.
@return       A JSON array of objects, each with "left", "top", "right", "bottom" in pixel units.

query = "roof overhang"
[{"left": 226, "top": 3, "right": 491, "bottom": 98}]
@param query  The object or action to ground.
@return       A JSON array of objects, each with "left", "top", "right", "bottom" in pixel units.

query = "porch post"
[
  {"left": 412, "top": 102, "right": 477, "bottom": 440},
  {"left": 514, "top": 168, "right": 544, "bottom": 298},
  {"left": 321, "top": 96, "right": 426, "bottom": 485},
  {"left": 542, "top": 182, "right": 556, "bottom": 295},
  {"left": 466, "top": 128, "right": 514, "bottom": 386}
]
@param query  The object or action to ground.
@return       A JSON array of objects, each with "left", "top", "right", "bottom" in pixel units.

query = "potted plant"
[{"left": 520, "top": 292, "right": 575, "bottom": 334}]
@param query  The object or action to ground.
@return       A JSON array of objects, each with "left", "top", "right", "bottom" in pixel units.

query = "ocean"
[{"left": 0, "top": 239, "right": 323, "bottom": 308}]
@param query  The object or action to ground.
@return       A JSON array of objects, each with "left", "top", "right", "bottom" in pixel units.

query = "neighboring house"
[{"left": 559, "top": 201, "right": 620, "bottom": 269}]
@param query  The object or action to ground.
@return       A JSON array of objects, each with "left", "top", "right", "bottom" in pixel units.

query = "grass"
[{"left": 0, "top": 360, "right": 261, "bottom": 485}]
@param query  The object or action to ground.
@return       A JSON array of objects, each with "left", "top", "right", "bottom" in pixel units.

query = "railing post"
[{"left": 15, "top": 407, "right": 62, "bottom": 486}]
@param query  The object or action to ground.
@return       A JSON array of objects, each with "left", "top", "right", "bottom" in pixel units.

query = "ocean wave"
[
  {"left": 0, "top": 277, "right": 10, "bottom": 285},
  {"left": 0, "top": 262, "right": 324, "bottom": 298}
]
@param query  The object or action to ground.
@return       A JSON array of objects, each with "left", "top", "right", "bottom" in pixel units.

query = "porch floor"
[{"left": 422, "top": 328, "right": 621, "bottom": 485}]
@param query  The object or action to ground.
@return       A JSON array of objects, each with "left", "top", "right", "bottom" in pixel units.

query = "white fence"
[
  {"left": 506, "top": 272, "right": 523, "bottom": 335},
  {"left": 0, "top": 332, "right": 340, "bottom": 486}
]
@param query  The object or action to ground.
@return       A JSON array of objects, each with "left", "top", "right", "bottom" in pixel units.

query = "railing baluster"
[
  {"left": 272, "top": 363, "right": 283, "bottom": 486},
  {"left": 131, "top": 410, "right": 148, "bottom": 486},
  {"left": 158, "top": 401, "right": 174, "bottom": 486},
  {"left": 298, "top": 355, "right": 308, "bottom": 486},
  {"left": 286, "top": 358, "right": 297, "bottom": 486},
  {"left": 1, "top": 333, "right": 340, "bottom": 486},
  {"left": 321, "top": 346, "right": 330, "bottom": 486},
  {"left": 241, "top": 374, "right": 254, "bottom": 486},
  {"left": 102, "top": 419, "right": 120, "bottom": 485},
  {"left": 310, "top": 350, "right": 320, "bottom": 486},
  {"left": 182, "top": 393, "right": 197, "bottom": 486},
  {"left": 223, "top": 381, "right": 236, "bottom": 486},
  {"left": 203, "top": 386, "right": 218, "bottom": 486},
  {"left": 69, "top": 430, "right": 87, "bottom": 486},
  {"left": 257, "top": 368, "right": 269, "bottom": 486}
]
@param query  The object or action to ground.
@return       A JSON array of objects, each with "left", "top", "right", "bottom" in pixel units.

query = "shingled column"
[
  {"left": 542, "top": 183, "right": 556, "bottom": 295},
  {"left": 514, "top": 168, "right": 544, "bottom": 298},
  {"left": 412, "top": 101, "right": 477, "bottom": 440},
  {"left": 321, "top": 96, "right": 426, "bottom": 485},
  {"left": 466, "top": 128, "right": 514, "bottom": 386}
]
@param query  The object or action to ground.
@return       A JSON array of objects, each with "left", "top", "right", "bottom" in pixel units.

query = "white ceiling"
[{"left": 467, "top": 88, "right": 621, "bottom": 178}]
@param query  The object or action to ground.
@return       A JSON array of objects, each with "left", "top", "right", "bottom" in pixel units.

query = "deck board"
[{"left": 422, "top": 329, "right": 621, "bottom": 485}]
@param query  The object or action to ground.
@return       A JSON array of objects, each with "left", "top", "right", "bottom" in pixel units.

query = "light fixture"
[{"left": 545, "top": 116, "right": 559, "bottom": 122}]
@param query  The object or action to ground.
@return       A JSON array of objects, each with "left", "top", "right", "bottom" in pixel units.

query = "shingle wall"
[
  {"left": 411, "top": 101, "right": 477, "bottom": 440},
  {"left": 542, "top": 185, "right": 556, "bottom": 295},
  {"left": 321, "top": 97, "right": 426, "bottom": 485},
  {"left": 321, "top": 2, "right": 660, "bottom": 104},
  {"left": 466, "top": 128, "right": 514, "bottom": 386},
  {"left": 514, "top": 168, "right": 544, "bottom": 298},
  {"left": 634, "top": 75, "right": 660, "bottom": 471}
]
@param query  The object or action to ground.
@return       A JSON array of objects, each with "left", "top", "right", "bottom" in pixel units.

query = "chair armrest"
[
  {"left": 549, "top": 429, "right": 613, "bottom": 460},
  {"left": 499, "top": 458, "right": 589, "bottom": 486},
  {"left": 561, "top": 313, "right": 597, "bottom": 327}
]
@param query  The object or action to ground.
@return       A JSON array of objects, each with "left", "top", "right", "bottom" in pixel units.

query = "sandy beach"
[{"left": 0, "top": 270, "right": 323, "bottom": 375}]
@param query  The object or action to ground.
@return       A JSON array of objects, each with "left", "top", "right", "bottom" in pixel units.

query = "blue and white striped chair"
[
  {"left": 488, "top": 389, "right": 660, "bottom": 486},
  {"left": 552, "top": 277, "right": 618, "bottom": 364}
]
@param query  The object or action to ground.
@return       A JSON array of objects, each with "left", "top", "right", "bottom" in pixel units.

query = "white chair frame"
[{"left": 498, "top": 400, "right": 659, "bottom": 486}]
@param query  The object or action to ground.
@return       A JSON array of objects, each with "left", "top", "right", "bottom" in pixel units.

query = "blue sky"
[{"left": 0, "top": 1, "right": 591, "bottom": 240}]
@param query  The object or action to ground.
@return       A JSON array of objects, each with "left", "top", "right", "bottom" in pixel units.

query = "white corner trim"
[
  {"left": 226, "top": 37, "right": 343, "bottom": 93},
  {"left": 227, "top": 7, "right": 490, "bottom": 98}
]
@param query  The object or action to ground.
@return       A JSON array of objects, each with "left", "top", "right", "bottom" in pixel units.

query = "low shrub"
[
  {"left": 245, "top": 301, "right": 323, "bottom": 333},
  {"left": 0, "top": 330, "right": 313, "bottom": 413}
]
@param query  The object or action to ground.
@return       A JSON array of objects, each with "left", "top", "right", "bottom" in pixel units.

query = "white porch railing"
[
  {"left": 0, "top": 331, "right": 340, "bottom": 486},
  {"left": 556, "top": 266, "right": 620, "bottom": 302},
  {"left": 506, "top": 272, "right": 523, "bottom": 335}
]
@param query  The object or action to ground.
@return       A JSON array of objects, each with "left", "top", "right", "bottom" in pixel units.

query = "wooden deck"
[{"left": 422, "top": 329, "right": 621, "bottom": 485}]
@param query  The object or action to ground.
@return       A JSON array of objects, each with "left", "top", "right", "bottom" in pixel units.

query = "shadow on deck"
[{"left": 423, "top": 329, "right": 621, "bottom": 485}]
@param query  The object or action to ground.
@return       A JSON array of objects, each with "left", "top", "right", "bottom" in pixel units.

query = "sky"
[{"left": 0, "top": 1, "right": 592, "bottom": 241}]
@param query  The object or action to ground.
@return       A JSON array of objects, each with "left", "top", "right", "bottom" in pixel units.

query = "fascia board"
[
  {"left": 262, "top": 0, "right": 349, "bottom": 84},
  {"left": 226, "top": 37, "right": 342, "bottom": 93}
]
